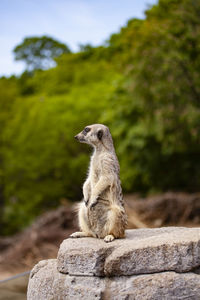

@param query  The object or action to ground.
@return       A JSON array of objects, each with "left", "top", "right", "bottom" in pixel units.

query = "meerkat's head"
[{"left": 74, "top": 124, "right": 113, "bottom": 149}]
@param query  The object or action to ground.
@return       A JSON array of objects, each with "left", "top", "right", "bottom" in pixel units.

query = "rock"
[
  {"left": 28, "top": 227, "right": 200, "bottom": 299},
  {"left": 28, "top": 259, "right": 105, "bottom": 300},
  {"left": 57, "top": 227, "right": 200, "bottom": 276},
  {"left": 28, "top": 259, "right": 200, "bottom": 300}
]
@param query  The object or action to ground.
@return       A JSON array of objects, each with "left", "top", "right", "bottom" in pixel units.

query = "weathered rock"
[
  {"left": 57, "top": 227, "right": 200, "bottom": 276},
  {"left": 27, "top": 228, "right": 200, "bottom": 299},
  {"left": 28, "top": 259, "right": 200, "bottom": 300}
]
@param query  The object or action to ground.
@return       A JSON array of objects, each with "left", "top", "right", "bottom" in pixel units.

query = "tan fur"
[{"left": 70, "top": 124, "right": 127, "bottom": 242}]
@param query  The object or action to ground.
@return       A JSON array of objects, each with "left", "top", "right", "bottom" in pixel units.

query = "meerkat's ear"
[{"left": 97, "top": 129, "right": 103, "bottom": 140}]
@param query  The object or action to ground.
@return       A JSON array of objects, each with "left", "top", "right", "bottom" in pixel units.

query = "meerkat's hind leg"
[
  {"left": 104, "top": 234, "right": 115, "bottom": 243},
  {"left": 70, "top": 231, "right": 92, "bottom": 238},
  {"left": 70, "top": 202, "right": 95, "bottom": 239}
]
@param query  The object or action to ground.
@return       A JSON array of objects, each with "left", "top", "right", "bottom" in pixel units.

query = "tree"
[
  {"left": 104, "top": 0, "right": 200, "bottom": 192},
  {"left": 0, "top": 76, "right": 19, "bottom": 234},
  {"left": 13, "top": 36, "right": 71, "bottom": 71}
]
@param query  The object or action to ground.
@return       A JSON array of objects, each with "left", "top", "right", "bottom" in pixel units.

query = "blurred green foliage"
[{"left": 0, "top": 0, "right": 200, "bottom": 235}]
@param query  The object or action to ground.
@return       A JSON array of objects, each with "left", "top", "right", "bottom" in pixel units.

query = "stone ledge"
[
  {"left": 57, "top": 227, "right": 200, "bottom": 276},
  {"left": 28, "top": 259, "right": 200, "bottom": 300},
  {"left": 27, "top": 227, "right": 200, "bottom": 299}
]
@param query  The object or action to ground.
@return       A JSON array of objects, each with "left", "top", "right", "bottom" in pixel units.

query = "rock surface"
[
  {"left": 28, "top": 259, "right": 200, "bottom": 300},
  {"left": 28, "top": 227, "right": 200, "bottom": 299},
  {"left": 57, "top": 227, "right": 200, "bottom": 276}
]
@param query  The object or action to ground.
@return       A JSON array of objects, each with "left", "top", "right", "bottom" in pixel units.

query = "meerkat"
[{"left": 70, "top": 124, "right": 127, "bottom": 243}]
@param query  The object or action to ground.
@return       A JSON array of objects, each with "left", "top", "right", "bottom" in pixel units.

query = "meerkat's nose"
[{"left": 74, "top": 135, "right": 78, "bottom": 140}]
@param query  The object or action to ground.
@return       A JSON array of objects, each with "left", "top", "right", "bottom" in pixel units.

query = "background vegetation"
[{"left": 0, "top": 0, "right": 200, "bottom": 235}]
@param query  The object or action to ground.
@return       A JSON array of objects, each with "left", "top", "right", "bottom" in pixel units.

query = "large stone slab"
[
  {"left": 28, "top": 259, "right": 200, "bottom": 300},
  {"left": 57, "top": 227, "right": 200, "bottom": 276}
]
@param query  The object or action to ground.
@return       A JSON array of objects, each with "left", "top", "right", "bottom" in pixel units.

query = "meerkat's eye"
[
  {"left": 83, "top": 127, "right": 91, "bottom": 136},
  {"left": 84, "top": 127, "right": 91, "bottom": 133}
]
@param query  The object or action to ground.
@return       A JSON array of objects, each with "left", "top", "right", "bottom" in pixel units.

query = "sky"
[{"left": 0, "top": 0, "right": 157, "bottom": 76}]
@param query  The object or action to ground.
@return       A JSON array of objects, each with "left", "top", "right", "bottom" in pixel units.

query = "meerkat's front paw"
[
  {"left": 89, "top": 196, "right": 99, "bottom": 209},
  {"left": 84, "top": 198, "right": 89, "bottom": 206},
  {"left": 104, "top": 235, "right": 115, "bottom": 243},
  {"left": 89, "top": 200, "right": 98, "bottom": 209}
]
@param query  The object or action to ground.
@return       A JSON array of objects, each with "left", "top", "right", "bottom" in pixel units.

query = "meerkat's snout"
[
  {"left": 74, "top": 134, "right": 82, "bottom": 141},
  {"left": 74, "top": 133, "right": 85, "bottom": 143},
  {"left": 75, "top": 126, "right": 94, "bottom": 145}
]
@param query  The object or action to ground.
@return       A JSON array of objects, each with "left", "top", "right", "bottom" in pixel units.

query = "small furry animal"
[{"left": 70, "top": 124, "right": 127, "bottom": 242}]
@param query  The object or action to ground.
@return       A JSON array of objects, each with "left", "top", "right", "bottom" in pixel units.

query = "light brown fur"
[{"left": 70, "top": 124, "right": 127, "bottom": 242}]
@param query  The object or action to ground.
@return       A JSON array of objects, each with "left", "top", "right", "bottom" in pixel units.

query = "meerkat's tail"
[{"left": 106, "top": 204, "right": 127, "bottom": 238}]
